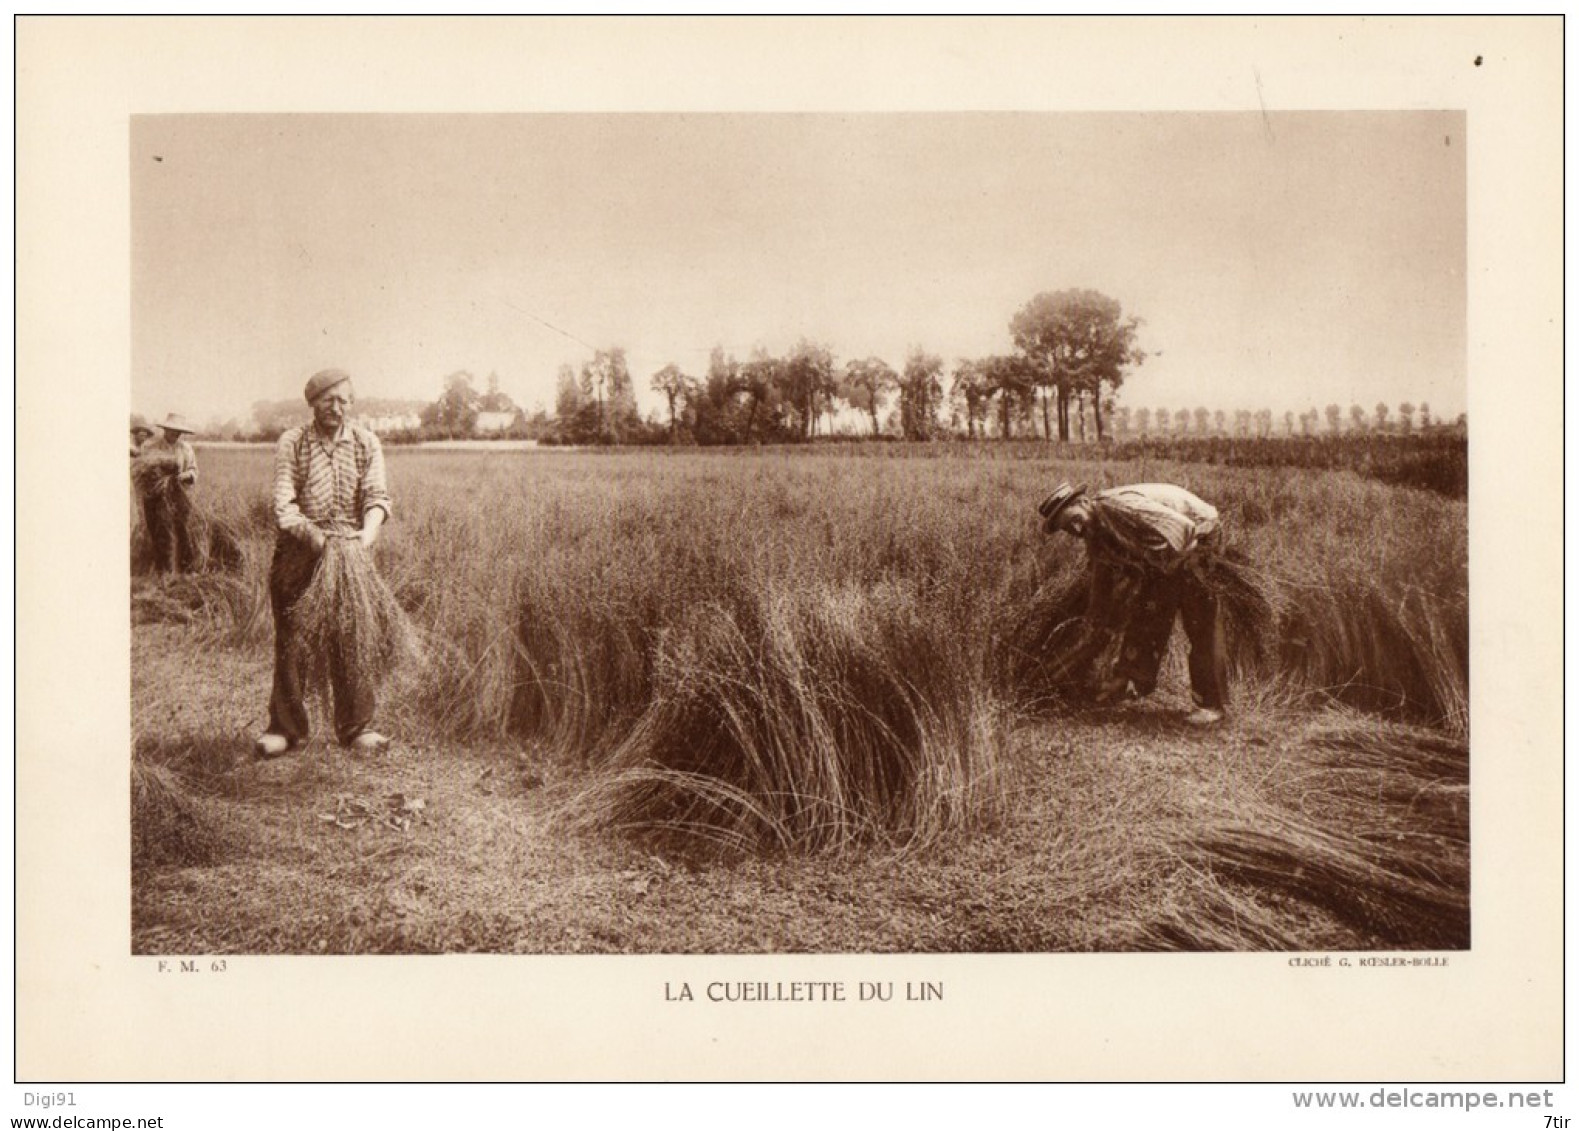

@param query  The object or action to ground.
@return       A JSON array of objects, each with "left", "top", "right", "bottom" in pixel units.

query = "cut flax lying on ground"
[
  {"left": 1128, "top": 720, "right": 1469, "bottom": 951},
  {"left": 291, "top": 537, "right": 428, "bottom": 694},
  {"left": 132, "top": 753, "right": 220, "bottom": 869},
  {"left": 131, "top": 573, "right": 259, "bottom": 640}
]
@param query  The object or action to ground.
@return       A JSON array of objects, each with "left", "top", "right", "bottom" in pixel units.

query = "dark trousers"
[
  {"left": 1113, "top": 568, "right": 1229, "bottom": 711},
  {"left": 141, "top": 487, "right": 195, "bottom": 574},
  {"left": 267, "top": 537, "right": 375, "bottom": 745}
]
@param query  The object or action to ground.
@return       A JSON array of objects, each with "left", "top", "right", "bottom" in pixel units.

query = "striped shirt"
[{"left": 273, "top": 423, "right": 391, "bottom": 536}]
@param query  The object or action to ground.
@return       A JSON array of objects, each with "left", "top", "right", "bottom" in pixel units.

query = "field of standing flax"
[{"left": 132, "top": 444, "right": 1469, "bottom": 951}]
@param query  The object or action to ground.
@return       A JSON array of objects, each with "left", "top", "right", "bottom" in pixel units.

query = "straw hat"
[
  {"left": 1037, "top": 482, "right": 1088, "bottom": 532},
  {"left": 160, "top": 413, "right": 195, "bottom": 435}
]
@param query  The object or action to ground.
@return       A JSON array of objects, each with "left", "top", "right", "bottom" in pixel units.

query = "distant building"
[
  {"left": 474, "top": 410, "right": 519, "bottom": 434},
  {"left": 361, "top": 412, "right": 422, "bottom": 434}
]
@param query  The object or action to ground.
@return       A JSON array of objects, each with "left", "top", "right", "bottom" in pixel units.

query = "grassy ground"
[{"left": 132, "top": 621, "right": 1466, "bottom": 955}]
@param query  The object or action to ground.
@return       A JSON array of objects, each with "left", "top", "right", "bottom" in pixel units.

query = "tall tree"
[
  {"left": 579, "top": 348, "right": 639, "bottom": 444},
  {"left": 479, "top": 371, "right": 517, "bottom": 413},
  {"left": 1009, "top": 288, "right": 1146, "bottom": 441},
  {"left": 780, "top": 339, "right": 839, "bottom": 439},
  {"left": 421, "top": 370, "right": 482, "bottom": 438},
  {"left": 979, "top": 355, "right": 1034, "bottom": 440},
  {"left": 691, "top": 348, "right": 747, "bottom": 445},
  {"left": 947, "top": 359, "right": 989, "bottom": 439},
  {"left": 553, "top": 364, "right": 593, "bottom": 442},
  {"left": 1135, "top": 406, "right": 1152, "bottom": 435},
  {"left": 1325, "top": 404, "right": 1342, "bottom": 434},
  {"left": 739, "top": 350, "right": 785, "bottom": 443},
  {"left": 898, "top": 348, "right": 945, "bottom": 440},
  {"left": 1398, "top": 402, "right": 1416, "bottom": 434},
  {"left": 844, "top": 356, "right": 898, "bottom": 438},
  {"left": 1375, "top": 402, "right": 1391, "bottom": 432},
  {"left": 650, "top": 364, "right": 696, "bottom": 442},
  {"left": 579, "top": 356, "right": 608, "bottom": 439},
  {"left": 1350, "top": 403, "right": 1367, "bottom": 433},
  {"left": 605, "top": 351, "right": 641, "bottom": 440}
]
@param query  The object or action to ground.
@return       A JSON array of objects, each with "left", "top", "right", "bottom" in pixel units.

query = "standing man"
[
  {"left": 133, "top": 413, "right": 200, "bottom": 574},
  {"left": 255, "top": 369, "right": 393, "bottom": 758},
  {"left": 1038, "top": 481, "right": 1229, "bottom": 726}
]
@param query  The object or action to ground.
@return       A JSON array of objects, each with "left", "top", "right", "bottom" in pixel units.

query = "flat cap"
[{"left": 304, "top": 368, "right": 352, "bottom": 403}]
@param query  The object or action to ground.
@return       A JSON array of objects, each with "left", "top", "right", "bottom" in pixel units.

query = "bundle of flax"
[
  {"left": 291, "top": 536, "right": 426, "bottom": 690},
  {"left": 130, "top": 453, "right": 244, "bottom": 574},
  {"left": 1012, "top": 544, "right": 1273, "bottom": 704},
  {"left": 131, "top": 451, "right": 180, "bottom": 498}
]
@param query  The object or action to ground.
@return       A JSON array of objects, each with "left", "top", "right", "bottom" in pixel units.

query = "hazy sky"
[{"left": 131, "top": 112, "right": 1465, "bottom": 426}]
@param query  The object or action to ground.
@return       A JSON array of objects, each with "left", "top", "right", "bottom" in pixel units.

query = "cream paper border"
[{"left": 15, "top": 16, "right": 1562, "bottom": 1082}]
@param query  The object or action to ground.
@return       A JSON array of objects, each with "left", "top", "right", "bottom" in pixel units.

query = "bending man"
[
  {"left": 256, "top": 369, "right": 393, "bottom": 757},
  {"left": 1039, "top": 481, "right": 1229, "bottom": 726}
]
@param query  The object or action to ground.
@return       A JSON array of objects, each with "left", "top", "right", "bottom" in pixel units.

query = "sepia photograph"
[
  {"left": 128, "top": 110, "right": 1470, "bottom": 957},
  {"left": 16, "top": 15, "right": 1562, "bottom": 1092}
]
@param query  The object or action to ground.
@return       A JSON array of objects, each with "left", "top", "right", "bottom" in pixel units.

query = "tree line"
[
  {"left": 559, "top": 288, "right": 1146, "bottom": 446},
  {"left": 1110, "top": 401, "right": 1455, "bottom": 439},
  {"left": 209, "top": 287, "right": 1455, "bottom": 445}
]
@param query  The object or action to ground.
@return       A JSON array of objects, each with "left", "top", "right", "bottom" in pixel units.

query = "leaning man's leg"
[
  {"left": 1116, "top": 574, "right": 1182, "bottom": 697},
  {"left": 1180, "top": 580, "right": 1229, "bottom": 711}
]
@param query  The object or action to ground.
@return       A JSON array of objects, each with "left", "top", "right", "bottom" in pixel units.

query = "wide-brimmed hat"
[
  {"left": 160, "top": 413, "right": 195, "bottom": 434},
  {"left": 304, "top": 368, "right": 353, "bottom": 404},
  {"left": 1037, "top": 482, "right": 1088, "bottom": 532},
  {"left": 130, "top": 416, "right": 154, "bottom": 437}
]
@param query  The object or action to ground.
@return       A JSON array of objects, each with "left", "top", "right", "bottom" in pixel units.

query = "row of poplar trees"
[{"left": 556, "top": 288, "right": 1146, "bottom": 446}]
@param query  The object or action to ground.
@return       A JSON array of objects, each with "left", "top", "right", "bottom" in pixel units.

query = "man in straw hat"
[
  {"left": 1039, "top": 481, "right": 1229, "bottom": 726},
  {"left": 255, "top": 368, "right": 393, "bottom": 758},
  {"left": 132, "top": 413, "right": 200, "bottom": 574}
]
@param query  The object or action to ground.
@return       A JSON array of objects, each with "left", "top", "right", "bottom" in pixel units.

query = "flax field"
[{"left": 130, "top": 444, "right": 1469, "bottom": 953}]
